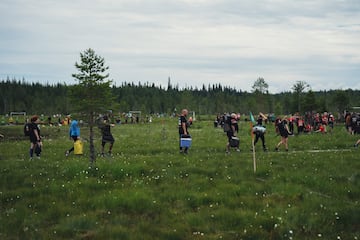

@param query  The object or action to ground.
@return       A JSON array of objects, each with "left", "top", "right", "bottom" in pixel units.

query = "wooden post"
[{"left": 252, "top": 137, "right": 256, "bottom": 173}]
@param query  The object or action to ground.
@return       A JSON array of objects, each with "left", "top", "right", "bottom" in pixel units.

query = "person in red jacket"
[
  {"left": 297, "top": 116, "right": 305, "bottom": 134},
  {"left": 315, "top": 123, "right": 327, "bottom": 133}
]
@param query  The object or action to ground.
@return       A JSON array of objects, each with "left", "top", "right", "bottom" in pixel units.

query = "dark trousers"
[
  {"left": 68, "top": 136, "right": 78, "bottom": 153},
  {"left": 254, "top": 133, "right": 266, "bottom": 149}
]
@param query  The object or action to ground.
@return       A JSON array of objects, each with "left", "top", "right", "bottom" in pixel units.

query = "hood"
[{"left": 71, "top": 120, "right": 78, "bottom": 127}]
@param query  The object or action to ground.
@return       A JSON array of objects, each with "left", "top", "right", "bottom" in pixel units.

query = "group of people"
[
  {"left": 65, "top": 115, "right": 116, "bottom": 157},
  {"left": 25, "top": 115, "right": 115, "bottom": 159},
  {"left": 345, "top": 111, "right": 360, "bottom": 135},
  {"left": 281, "top": 112, "right": 334, "bottom": 135},
  {"left": 222, "top": 113, "right": 268, "bottom": 153},
  {"left": 25, "top": 109, "right": 359, "bottom": 158},
  {"left": 219, "top": 111, "right": 360, "bottom": 153}
]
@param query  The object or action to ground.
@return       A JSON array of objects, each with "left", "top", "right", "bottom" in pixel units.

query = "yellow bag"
[{"left": 74, "top": 139, "right": 83, "bottom": 155}]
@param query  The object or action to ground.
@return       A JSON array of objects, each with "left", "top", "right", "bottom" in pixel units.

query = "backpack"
[{"left": 24, "top": 123, "right": 31, "bottom": 136}]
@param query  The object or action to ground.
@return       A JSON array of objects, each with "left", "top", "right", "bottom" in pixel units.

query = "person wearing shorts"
[
  {"left": 28, "top": 115, "right": 42, "bottom": 159},
  {"left": 100, "top": 116, "right": 115, "bottom": 156},
  {"left": 275, "top": 118, "right": 290, "bottom": 152}
]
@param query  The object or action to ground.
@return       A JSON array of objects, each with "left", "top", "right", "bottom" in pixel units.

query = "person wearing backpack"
[
  {"left": 225, "top": 113, "right": 240, "bottom": 154},
  {"left": 27, "top": 115, "right": 42, "bottom": 160},
  {"left": 65, "top": 119, "right": 80, "bottom": 157},
  {"left": 99, "top": 115, "right": 115, "bottom": 156}
]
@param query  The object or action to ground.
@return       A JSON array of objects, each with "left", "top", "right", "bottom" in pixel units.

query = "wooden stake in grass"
[
  {"left": 251, "top": 123, "right": 256, "bottom": 173},
  {"left": 161, "top": 119, "right": 166, "bottom": 141},
  {"left": 249, "top": 112, "right": 256, "bottom": 173}
]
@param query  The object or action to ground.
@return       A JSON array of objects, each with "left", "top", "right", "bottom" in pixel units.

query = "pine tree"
[{"left": 71, "top": 48, "right": 113, "bottom": 165}]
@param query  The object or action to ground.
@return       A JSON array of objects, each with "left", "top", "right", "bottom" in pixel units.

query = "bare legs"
[{"left": 275, "top": 137, "right": 288, "bottom": 151}]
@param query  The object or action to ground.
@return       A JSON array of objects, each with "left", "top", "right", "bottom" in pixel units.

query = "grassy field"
[{"left": 0, "top": 118, "right": 359, "bottom": 239}]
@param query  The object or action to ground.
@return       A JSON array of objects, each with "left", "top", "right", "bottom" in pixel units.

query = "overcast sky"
[{"left": 0, "top": 0, "right": 359, "bottom": 93}]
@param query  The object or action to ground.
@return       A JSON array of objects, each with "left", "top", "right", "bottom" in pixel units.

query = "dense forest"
[{"left": 0, "top": 77, "right": 359, "bottom": 116}]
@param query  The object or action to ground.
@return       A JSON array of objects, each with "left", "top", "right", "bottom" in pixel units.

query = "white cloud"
[{"left": 0, "top": 0, "right": 359, "bottom": 92}]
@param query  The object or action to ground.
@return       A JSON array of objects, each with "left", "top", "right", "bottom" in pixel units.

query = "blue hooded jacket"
[{"left": 69, "top": 120, "right": 80, "bottom": 137}]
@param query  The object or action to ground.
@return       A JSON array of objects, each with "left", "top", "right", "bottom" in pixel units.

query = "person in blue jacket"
[{"left": 65, "top": 119, "right": 80, "bottom": 156}]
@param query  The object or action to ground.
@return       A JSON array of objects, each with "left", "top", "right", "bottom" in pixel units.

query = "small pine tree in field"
[{"left": 71, "top": 48, "right": 113, "bottom": 165}]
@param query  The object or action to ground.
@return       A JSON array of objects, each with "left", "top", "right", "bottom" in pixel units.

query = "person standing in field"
[
  {"left": 350, "top": 113, "right": 356, "bottom": 134},
  {"left": 100, "top": 115, "right": 115, "bottom": 156},
  {"left": 252, "top": 118, "right": 267, "bottom": 152},
  {"left": 274, "top": 117, "right": 281, "bottom": 135},
  {"left": 328, "top": 113, "right": 335, "bottom": 132},
  {"left": 178, "top": 109, "right": 189, "bottom": 154},
  {"left": 28, "top": 115, "right": 42, "bottom": 159},
  {"left": 275, "top": 117, "right": 291, "bottom": 152},
  {"left": 297, "top": 116, "right": 305, "bottom": 134},
  {"left": 225, "top": 113, "right": 240, "bottom": 154},
  {"left": 65, "top": 119, "right": 80, "bottom": 157},
  {"left": 345, "top": 111, "right": 352, "bottom": 133},
  {"left": 288, "top": 115, "right": 294, "bottom": 135}
]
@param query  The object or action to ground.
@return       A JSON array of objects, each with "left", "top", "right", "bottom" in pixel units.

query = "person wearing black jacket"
[
  {"left": 225, "top": 113, "right": 240, "bottom": 154},
  {"left": 275, "top": 117, "right": 290, "bottom": 152},
  {"left": 28, "top": 115, "right": 42, "bottom": 159},
  {"left": 253, "top": 121, "right": 267, "bottom": 152},
  {"left": 100, "top": 115, "right": 115, "bottom": 156},
  {"left": 178, "top": 109, "right": 189, "bottom": 154}
]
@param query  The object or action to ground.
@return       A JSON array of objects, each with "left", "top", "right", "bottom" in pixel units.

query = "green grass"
[{"left": 0, "top": 119, "right": 359, "bottom": 239}]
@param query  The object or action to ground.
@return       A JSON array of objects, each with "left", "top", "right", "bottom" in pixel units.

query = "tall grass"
[{"left": 0, "top": 119, "right": 359, "bottom": 239}]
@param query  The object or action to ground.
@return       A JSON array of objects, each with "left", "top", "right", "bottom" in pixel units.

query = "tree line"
[{"left": 0, "top": 77, "right": 359, "bottom": 116}]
